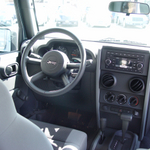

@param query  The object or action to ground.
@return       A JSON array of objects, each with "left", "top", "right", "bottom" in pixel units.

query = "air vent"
[
  {"left": 129, "top": 78, "right": 144, "bottom": 92},
  {"left": 101, "top": 74, "right": 116, "bottom": 88}
]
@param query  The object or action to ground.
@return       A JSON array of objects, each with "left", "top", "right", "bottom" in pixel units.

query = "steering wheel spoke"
[
  {"left": 29, "top": 71, "right": 45, "bottom": 83},
  {"left": 61, "top": 74, "right": 70, "bottom": 86},
  {"left": 26, "top": 56, "right": 41, "bottom": 65},
  {"left": 67, "top": 62, "right": 80, "bottom": 69}
]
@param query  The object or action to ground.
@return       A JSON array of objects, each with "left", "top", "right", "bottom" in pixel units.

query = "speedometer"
[
  {"left": 71, "top": 48, "right": 80, "bottom": 57},
  {"left": 58, "top": 46, "right": 68, "bottom": 55}
]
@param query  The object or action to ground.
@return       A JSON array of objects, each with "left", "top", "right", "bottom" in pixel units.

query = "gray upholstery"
[
  {"left": 0, "top": 80, "right": 53, "bottom": 150},
  {"left": 0, "top": 79, "right": 87, "bottom": 150},
  {"left": 31, "top": 119, "right": 87, "bottom": 150}
]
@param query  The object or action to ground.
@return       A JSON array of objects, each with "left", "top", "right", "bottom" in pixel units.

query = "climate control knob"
[
  {"left": 104, "top": 92, "right": 115, "bottom": 103},
  {"left": 128, "top": 96, "right": 139, "bottom": 107},
  {"left": 137, "top": 63, "right": 143, "bottom": 70},
  {"left": 117, "top": 94, "right": 127, "bottom": 105},
  {"left": 105, "top": 59, "right": 111, "bottom": 66}
]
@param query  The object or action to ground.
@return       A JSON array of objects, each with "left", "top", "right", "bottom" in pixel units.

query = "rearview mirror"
[{"left": 109, "top": 1, "right": 150, "bottom": 15}]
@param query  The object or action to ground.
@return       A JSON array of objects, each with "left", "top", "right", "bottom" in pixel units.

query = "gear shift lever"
[
  {"left": 108, "top": 113, "right": 137, "bottom": 150},
  {"left": 100, "top": 118, "right": 107, "bottom": 133},
  {"left": 120, "top": 113, "right": 132, "bottom": 143},
  {"left": 100, "top": 118, "right": 107, "bottom": 143}
]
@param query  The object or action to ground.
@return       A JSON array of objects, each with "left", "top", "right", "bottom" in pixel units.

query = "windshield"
[{"left": 34, "top": 0, "right": 150, "bottom": 47}]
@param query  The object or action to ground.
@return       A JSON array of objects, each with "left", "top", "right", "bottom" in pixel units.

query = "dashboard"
[{"left": 22, "top": 38, "right": 150, "bottom": 144}]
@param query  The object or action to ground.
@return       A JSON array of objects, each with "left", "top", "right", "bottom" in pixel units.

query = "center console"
[{"left": 96, "top": 46, "right": 150, "bottom": 150}]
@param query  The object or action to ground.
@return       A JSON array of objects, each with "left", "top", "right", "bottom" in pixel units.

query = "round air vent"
[
  {"left": 129, "top": 78, "right": 144, "bottom": 92},
  {"left": 101, "top": 74, "right": 116, "bottom": 88},
  {"left": 117, "top": 94, "right": 127, "bottom": 105},
  {"left": 104, "top": 92, "right": 115, "bottom": 103},
  {"left": 128, "top": 96, "right": 139, "bottom": 107}
]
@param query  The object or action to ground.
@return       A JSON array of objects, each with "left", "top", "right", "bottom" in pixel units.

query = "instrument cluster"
[
  {"left": 52, "top": 42, "right": 81, "bottom": 62},
  {"left": 36, "top": 41, "right": 92, "bottom": 62}
]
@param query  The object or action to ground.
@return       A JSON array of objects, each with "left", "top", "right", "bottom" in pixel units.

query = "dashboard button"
[
  {"left": 133, "top": 64, "right": 136, "bottom": 67},
  {"left": 127, "top": 54, "right": 131, "bottom": 57},
  {"left": 134, "top": 110, "right": 139, "bottom": 116},
  {"left": 118, "top": 109, "right": 122, "bottom": 113}
]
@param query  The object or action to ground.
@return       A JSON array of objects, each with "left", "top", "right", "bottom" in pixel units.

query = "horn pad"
[{"left": 41, "top": 50, "right": 69, "bottom": 77}]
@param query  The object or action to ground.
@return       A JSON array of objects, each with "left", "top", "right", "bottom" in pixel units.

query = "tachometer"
[{"left": 57, "top": 46, "right": 68, "bottom": 55}]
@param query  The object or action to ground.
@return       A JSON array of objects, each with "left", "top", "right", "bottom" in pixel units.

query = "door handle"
[{"left": 4, "top": 63, "right": 19, "bottom": 77}]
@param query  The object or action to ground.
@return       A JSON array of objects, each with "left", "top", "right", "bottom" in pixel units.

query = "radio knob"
[
  {"left": 137, "top": 63, "right": 143, "bottom": 70},
  {"left": 105, "top": 59, "right": 111, "bottom": 66}
]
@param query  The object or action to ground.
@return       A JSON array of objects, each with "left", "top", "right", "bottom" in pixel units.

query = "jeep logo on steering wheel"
[{"left": 47, "top": 60, "right": 57, "bottom": 65}]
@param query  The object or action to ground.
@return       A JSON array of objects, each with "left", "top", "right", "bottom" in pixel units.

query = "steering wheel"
[{"left": 21, "top": 28, "right": 86, "bottom": 97}]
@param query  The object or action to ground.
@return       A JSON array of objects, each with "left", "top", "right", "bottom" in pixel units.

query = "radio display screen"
[{"left": 115, "top": 58, "right": 132, "bottom": 68}]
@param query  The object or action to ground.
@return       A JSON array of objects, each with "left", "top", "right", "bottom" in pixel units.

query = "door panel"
[{"left": 0, "top": 51, "right": 21, "bottom": 93}]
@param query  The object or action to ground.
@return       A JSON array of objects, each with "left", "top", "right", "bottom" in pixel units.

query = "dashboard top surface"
[{"left": 31, "top": 38, "right": 150, "bottom": 55}]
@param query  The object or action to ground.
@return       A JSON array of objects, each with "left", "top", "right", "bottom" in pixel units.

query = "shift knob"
[
  {"left": 121, "top": 113, "right": 132, "bottom": 121},
  {"left": 100, "top": 118, "right": 107, "bottom": 132},
  {"left": 99, "top": 118, "right": 107, "bottom": 144}
]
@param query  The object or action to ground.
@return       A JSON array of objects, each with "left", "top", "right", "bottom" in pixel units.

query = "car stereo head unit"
[
  {"left": 105, "top": 51, "right": 144, "bottom": 73},
  {"left": 115, "top": 58, "right": 133, "bottom": 69}
]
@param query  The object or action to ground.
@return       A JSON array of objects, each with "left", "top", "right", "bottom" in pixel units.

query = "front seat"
[{"left": 0, "top": 79, "right": 87, "bottom": 150}]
